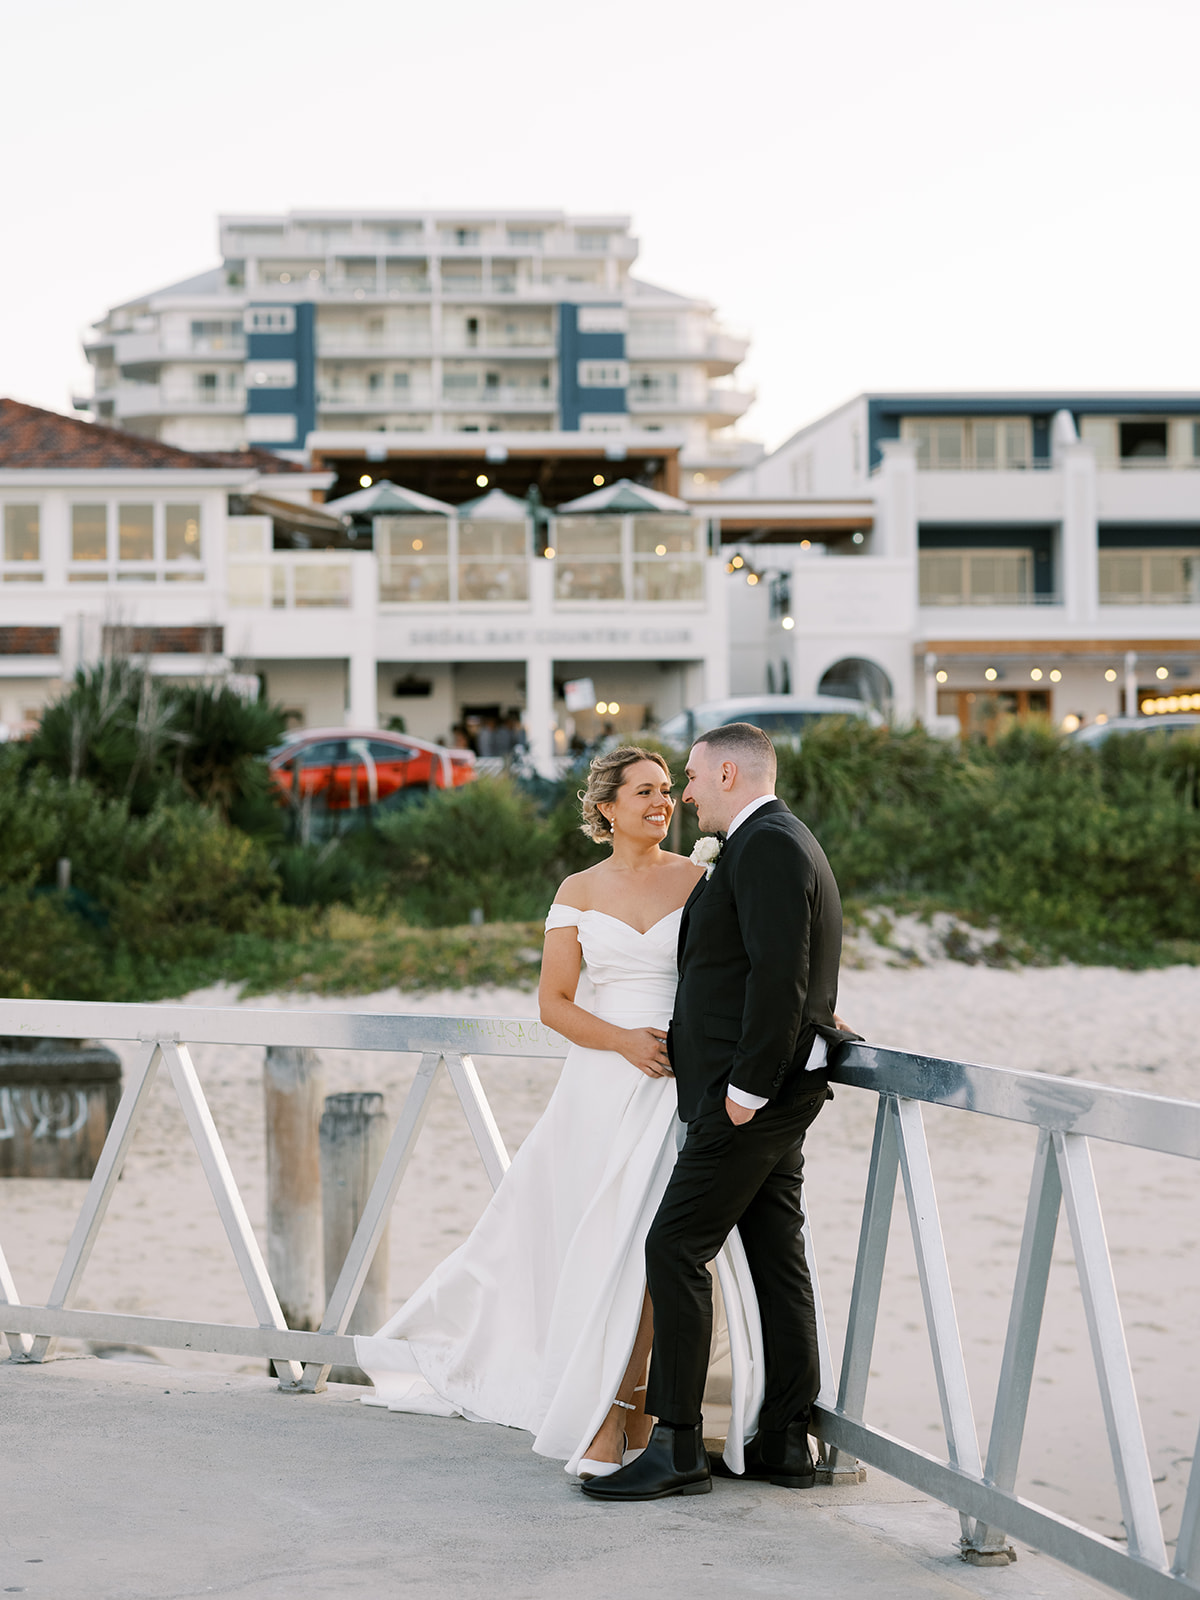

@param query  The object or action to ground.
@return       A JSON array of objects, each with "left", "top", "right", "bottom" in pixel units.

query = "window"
[
  {"left": 1100, "top": 549, "right": 1200, "bottom": 604},
  {"left": 577, "top": 232, "right": 610, "bottom": 253},
  {"left": 458, "top": 519, "right": 529, "bottom": 603},
  {"left": 632, "top": 516, "right": 704, "bottom": 602},
  {"left": 119, "top": 504, "right": 154, "bottom": 564},
  {"left": 72, "top": 504, "right": 108, "bottom": 562},
  {"left": 902, "top": 417, "right": 1031, "bottom": 470},
  {"left": 3, "top": 505, "right": 41, "bottom": 579},
  {"left": 578, "top": 360, "right": 628, "bottom": 389},
  {"left": 554, "top": 517, "right": 624, "bottom": 601},
  {"left": 165, "top": 505, "right": 202, "bottom": 564},
  {"left": 506, "top": 228, "right": 543, "bottom": 247},
  {"left": 442, "top": 227, "right": 480, "bottom": 247},
  {"left": 919, "top": 549, "right": 1034, "bottom": 604},
  {"left": 246, "top": 307, "right": 296, "bottom": 334},
  {"left": 376, "top": 516, "right": 451, "bottom": 603}
]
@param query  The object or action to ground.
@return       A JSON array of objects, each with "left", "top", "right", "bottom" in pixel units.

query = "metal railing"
[{"left": 0, "top": 997, "right": 1196, "bottom": 1599}]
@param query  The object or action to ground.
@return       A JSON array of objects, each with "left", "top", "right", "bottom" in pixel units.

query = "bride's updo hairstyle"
[{"left": 579, "top": 746, "right": 671, "bottom": 843}]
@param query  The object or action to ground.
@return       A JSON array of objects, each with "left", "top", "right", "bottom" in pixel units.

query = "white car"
[
  {"left": 1069, "top": 713, "right": 1200, "bottom": 747},
  {"left": 657, "top": 694, "right": 881, "bottom": 749}
]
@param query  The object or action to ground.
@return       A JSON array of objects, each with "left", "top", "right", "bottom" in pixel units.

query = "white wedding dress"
[{"left": 354, "top": 904, "right": 764, "bottom": 1475}]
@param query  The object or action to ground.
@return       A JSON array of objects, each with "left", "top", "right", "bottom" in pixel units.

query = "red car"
[{"left": 268, "top": 728, "right": 475, "bottom": 819}]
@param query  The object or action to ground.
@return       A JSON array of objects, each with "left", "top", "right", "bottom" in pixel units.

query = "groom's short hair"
[{"left": 695, "top": 721, "right": 776, "bottom": 780}]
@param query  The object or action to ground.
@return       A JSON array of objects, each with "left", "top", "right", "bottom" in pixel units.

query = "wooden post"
[
  {"left": 263, "top": 1045, "right": 325, "bottom": 1333},
  {"left": 320, "top": 1090, "right": 390, "bottom": 1383}
]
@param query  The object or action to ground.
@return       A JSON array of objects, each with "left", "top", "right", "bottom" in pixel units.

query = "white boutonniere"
[{"left": 690, "top": 835, "right": 723, "bottom": 878}]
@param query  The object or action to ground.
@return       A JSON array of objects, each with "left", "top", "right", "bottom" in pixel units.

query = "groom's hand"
[{"left": 725, "top": 1096, "right": 757, "bottom": 1126}]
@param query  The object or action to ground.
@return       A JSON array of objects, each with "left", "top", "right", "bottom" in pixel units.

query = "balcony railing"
[
  {"left": 227, "top": 552, "right": 353, "bottom": 610},
  {"left": 316, "top": 334, "right": 432, "bottom": 355},
  {"left": 316, "top": 387, "right": 434, "bottom": 410},
  {"left": 441, "top": 387, "right": 555, "bottom": 410},
  {"left": 2, "top": 994, "right": 1197, "bottom": 1600}
]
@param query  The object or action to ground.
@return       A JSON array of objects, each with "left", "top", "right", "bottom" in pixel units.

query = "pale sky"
[{"left": 3, "top": 0, "right": 1198, "bottom": 453}]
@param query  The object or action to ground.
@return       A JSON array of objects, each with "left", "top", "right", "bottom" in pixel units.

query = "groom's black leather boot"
[
  {"left": 581, "top": 1423, "right": 711, "bottom": 1501},
  {"left": 710, "top": 1419, "right": 817, "bottom": 1489}
]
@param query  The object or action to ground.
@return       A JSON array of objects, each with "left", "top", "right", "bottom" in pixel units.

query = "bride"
[{"left": 354, "top": 746, "right": 764, "bottom": 1477}]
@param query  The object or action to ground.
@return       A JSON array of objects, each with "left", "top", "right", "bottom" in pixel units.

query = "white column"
[
  {"left": 702, "top": 553, "right": 731, "bottom": 702},
  {"left": 347, "top": 551, "right": 378, "bottom": 727},
  {"left": 924, "top": 652, "right": 938, "bottom": 726},
  {"left": 875, "top": 438, "right": 919, "bottom": 564},
  {"left": 525, "top": 652, "right": 555, "bottom": 775},
  {"left": 1124, "top": 650, "right": 1139, "bottom": 718},
  {"left": 1059, "top": 439, "right": 1098, "bottom": 625}
]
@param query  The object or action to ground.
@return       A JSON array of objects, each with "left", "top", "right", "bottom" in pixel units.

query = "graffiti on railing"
[
  {"left": 0, "top": 1087, "right": 90, "bottom": 1141},
  {"left": 450, "top": 1016, "right": 565, "bottom": 1053}
]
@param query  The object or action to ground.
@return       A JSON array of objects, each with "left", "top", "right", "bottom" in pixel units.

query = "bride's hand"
[{"left": 620, "top": 1028, "right": 673, "bottom": 1079}]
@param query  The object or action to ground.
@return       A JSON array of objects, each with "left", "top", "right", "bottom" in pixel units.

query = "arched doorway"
[{"left": 818, "top": 657, "right": 893, "bottom": 714}]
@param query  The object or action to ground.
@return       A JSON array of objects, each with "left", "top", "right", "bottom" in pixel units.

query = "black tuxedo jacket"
[{"left": 669, "top": 798, "right": 858, "bottom": 1123}]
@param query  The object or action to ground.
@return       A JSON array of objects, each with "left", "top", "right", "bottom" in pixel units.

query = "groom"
[{"left": 583, "top": 721, "right": 858, "bottom": 1502}]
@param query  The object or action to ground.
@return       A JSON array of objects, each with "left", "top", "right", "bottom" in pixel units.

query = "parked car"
[
  {"left": 1069, "top": 713, "right": 1200, "bottom": 748},
  {"left": 267, "top": 728, "right": 475, "bottom": 825},
  {"left": 657, "top": 694, "right": 882, "bottom": 749}
]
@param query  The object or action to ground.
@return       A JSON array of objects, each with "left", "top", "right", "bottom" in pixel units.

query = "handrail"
[{"left": 0, "top": 996, "right": 1196, "bottom": 1598}]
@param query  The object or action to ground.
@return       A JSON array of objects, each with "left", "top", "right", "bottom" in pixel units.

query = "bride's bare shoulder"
[
  {"left": 552, "top": 864, "right": 606, "bottom": 911},
  {"left": 663, "top": 851, "right": 706, "bottom": 884}
]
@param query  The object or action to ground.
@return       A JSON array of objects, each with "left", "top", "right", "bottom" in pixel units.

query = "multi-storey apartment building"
[
  {"left": 718, "top": 392, "right": 1200, "bottom": 735},
  {"left": 80, "top": 210, "right": 759, "bottom": 493}
]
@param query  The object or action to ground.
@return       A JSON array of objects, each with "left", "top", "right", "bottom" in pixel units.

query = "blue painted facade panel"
[
  {"left": 557, "top": 303, "right": 627, "bottom": 430},
  {"left": 245, "top": 301, "right": 316, "bottom": 448}
]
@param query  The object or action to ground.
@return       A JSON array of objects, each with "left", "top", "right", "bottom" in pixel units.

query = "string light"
[
  {"left": 935, "top": 670, "right": 948, "bottom": 683},
  {"left": 746, "top": 572, "right": 759, "bottom": 585},
  {"left": 731, "top": 555, "right": 744, "bottom": 569},
  {"left": 984, "top": 667, "right": 998, "bottom": 682},
  {"left": 359, "top": 475, "right": 373, "bottom": 487},
  {"left": 411, "top": 539, "right": 423, "bottom": 551},
  {"left": 1156, "top": 666, "right": 1170, "bottom": 680},
  {"left": 1030, "top": 668, "right": 1043, "bottom": 682},
  {"left": 593, "top": 474, "right": 605, "bottom": 486},
  {"left": 475, "top": 474, "right": 489, "bottom": 488},
  {"left": 1104, "top": 668, "right": 1118, "bottom": 682},
  {"left": 781, "top": 616, "right": 795, "bottom": 631},
  {"left": 655, "top": 544, "right": 667, "bottom": 555},
  {"left": 1049, "top": 669, "right": 1062, "bottom": 682}
]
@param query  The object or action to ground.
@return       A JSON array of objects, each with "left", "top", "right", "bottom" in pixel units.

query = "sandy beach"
[{"left": 2, "top": 937, "right": 1197, "bottom": 1559}]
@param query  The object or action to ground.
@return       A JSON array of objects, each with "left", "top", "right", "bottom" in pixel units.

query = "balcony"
[
  {"left": 441, "top": 386, "right": 555, "bottom": 411},
  {"left": 316, "top": 332, "right": 432, "bottom": 356},
  {"left": 112, "top": 384, "right": 244, "bottom": 419},
  {"left": 228, "top": 551, "right": 353, "bottom": 610},
  {"left": 317, "top": 385, "right": 434, "bottom": 411},
  {"left": 440, "top": 331, "right": 554, "bottom": 354}
]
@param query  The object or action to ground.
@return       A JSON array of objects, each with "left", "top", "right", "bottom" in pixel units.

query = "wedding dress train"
[{"left": 354, "top": 904, "right": 764, "bottom": 1475}]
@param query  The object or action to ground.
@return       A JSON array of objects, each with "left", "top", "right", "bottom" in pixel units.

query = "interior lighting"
[
  {"left": 308, "top": 269, "right": 321, "bottom": 280},
  {"left": 693, "top": 473, "right": 706, "bottom": 485},
  {"left": 800, "top": 539, "right": 811, "bottom": 550},
  {"left": 655, "top": 543, "right": 667, "bottom": 555},
  {"left": 608, "top": 702, "right": 620, "bottom": 714},
  {"left": 1095, "top": 713, "right": 1108, "bottom": 724},
  {"left": 731, "top": 555, "right": 744, "bottom": 569},
  {"left": 593, "top": 474, "right": 605, "bottom": 486},
  {"left": 984, "top": 667, "right": 998, "bottom": 682},
  {"left": 781, "top": 616, "right": 796, "bottom": 631},
  {"left": 1030, "top": 668, "right": 1043, "bottom": 682},
  {"left": 1061, "top": 714, "right": 1081, "bottom": 733},
  {"left": 359, "top": 474, "right": 373, "bottom": 487},
  {"left": 746, "top": 572, "right": 759, "bottom": 585},
  {"left": 852, "top": 532, "right": 865, "bottom": 544},
  {"left": 1156, "top": 666, "right": 1170, "bottom": 680},
  {"left": 544, "top": 546, "right": 556, "bottom": 559},
  {"left": 1104, "top": 668, "right": 1118, "bottom": 682},
  {"left": 411, "top": 539, "right": 423, "bottom": 551},
  {"left": 935, "top": 670, "right": 948, "bottom": 684},
  {"left": 595, "top": 701, "right": 606, "bottom": 713},
  {"left": 476, "top": 474, "right": 489, "bottom": 488},
  {"left": 279, "top": 272, "right": 291, "bottom": 283},
  {"left": 1049, "top": 669, "right": 1062, "bottom": 682}
]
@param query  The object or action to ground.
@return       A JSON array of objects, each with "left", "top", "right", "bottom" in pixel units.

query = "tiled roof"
[{"left": 0, "top": 399, "right": 306, "bottom": 473}]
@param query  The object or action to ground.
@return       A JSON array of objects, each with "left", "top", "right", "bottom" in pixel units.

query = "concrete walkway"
[{"left": 1, "top": 1357, "right": 1110, "bottom": 1600}]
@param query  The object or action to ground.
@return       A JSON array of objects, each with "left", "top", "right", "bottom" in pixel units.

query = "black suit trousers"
[{"left": 644, "top": 1081, "right": 830, "bottom": 1432}]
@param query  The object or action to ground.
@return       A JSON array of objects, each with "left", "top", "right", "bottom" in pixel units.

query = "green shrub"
[{"left": 376, "top": 777, "right": 565, "bottom": 926}]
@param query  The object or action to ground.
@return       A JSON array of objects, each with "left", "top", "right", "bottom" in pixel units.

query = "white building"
[
  {"left": 716, "top": 392, "right": 1200, "bottom": 735},
  {"left": 79, "top": 209, "right": 760, "bottom": 494},
  {"left": 0, "top": 402, "right": 728, "bottom": 768}
]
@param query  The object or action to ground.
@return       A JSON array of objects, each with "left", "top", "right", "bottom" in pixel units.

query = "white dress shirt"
[{"left": 721, "top": 793, "right": 828, "bottom": 1110}]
